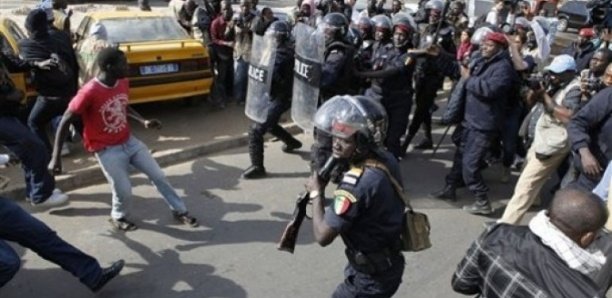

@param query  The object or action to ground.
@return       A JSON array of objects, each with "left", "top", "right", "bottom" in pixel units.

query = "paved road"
[{"left": 0, "top": 121, "right": 530, "bottom": 298}]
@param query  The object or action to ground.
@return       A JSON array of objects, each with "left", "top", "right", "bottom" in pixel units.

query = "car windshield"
[{"left": 100, "top": 17, "right": 189, "bottom": 43}]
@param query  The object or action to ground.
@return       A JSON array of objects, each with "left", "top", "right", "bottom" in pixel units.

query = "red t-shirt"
[{"left": 68, "top": 78, "right": 131, "bottom": 152}]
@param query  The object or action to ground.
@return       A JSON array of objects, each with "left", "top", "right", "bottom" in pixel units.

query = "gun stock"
[
  {"left": 277, "top": 191, "right": 310, "bottom": 253},
  {"left": 277, "top": 157, "right": 338, "bottom": 253}
]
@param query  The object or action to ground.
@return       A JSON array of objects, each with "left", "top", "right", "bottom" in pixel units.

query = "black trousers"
[
  {"left": 332, "top": 254, "right": 404, "bottom": 298},
  {"left": 446, "top": 125, "right": 497, "bottom": 198},
  {"left": 406, "top": 77, "right": 440, "bottom": 141},
  {"left": 248, "top": 99, "right": 297, "bottom": 167}
]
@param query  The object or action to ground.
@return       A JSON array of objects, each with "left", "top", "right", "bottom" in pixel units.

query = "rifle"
[
  {"left": 277, "top": 157, "right": 338, "bottom": 253},
  {"left": 404, "top": 0, "right": 452, "bottom": 66}
]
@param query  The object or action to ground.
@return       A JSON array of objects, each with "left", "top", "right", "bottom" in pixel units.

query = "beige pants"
[{"left": 499, "top": 146, "right": 569, "bottom": 225}]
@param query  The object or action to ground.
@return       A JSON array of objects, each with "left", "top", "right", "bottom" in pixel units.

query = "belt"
[{"left": 345, "top": 248, "right": 400, "bottom": 275}]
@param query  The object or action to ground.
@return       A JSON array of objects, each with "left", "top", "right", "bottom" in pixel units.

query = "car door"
[{"left": 0, "top": 18, "right": 31, "bottom": 99}]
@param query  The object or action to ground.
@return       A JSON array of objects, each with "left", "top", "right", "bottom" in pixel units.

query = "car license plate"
[{"left": 139, "top": 63, "right": 179, "bottom": 75}]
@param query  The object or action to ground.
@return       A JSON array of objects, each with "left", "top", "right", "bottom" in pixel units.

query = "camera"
[
  {"left": 526, "top": 73, "right": 550, "bottom": 90},
  {"left": 583, "top": 78, "right": 605, "bottom": 94}
]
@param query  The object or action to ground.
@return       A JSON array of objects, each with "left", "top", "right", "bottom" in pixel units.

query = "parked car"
[
  {"left": 0, "top": 17, "right": 35, "bottom": 103},
  {"left": 556, "top": 0, "right": 590, "bottom": 32},
  {"left": 74, "top": 10, "right": 213, "bottom": 104}
]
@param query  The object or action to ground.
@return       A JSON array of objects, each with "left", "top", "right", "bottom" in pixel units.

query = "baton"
[{"left": 431, "top": 124, "right": 452, "bottom": 157}]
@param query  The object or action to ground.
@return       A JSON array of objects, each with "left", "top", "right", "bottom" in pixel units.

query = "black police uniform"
[
  {"left": 403, "top": 21, "right": 455, "bottom": 149},
  {"left": 364, "top": 42, "right": 415, "bottom": 158},
  {"left": 325, "top": 152, "right": 405, "bottom": 297},
  {"left": 247, "top": 45, "right": 301, "bottom": 171},
  {"left": 355, "top": 39, "right": 375, "bottom": 94},
  {"left": 311, "top": 40, "right": 356, "bottom": 173}
]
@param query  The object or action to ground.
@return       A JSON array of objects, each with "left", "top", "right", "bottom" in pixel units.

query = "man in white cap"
[{"left": 497, "top": 54, "right": 584, "bottom": 225}]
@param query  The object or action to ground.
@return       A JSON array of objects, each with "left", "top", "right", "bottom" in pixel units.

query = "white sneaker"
[{"left": 32, "top": 191, "right": 69, "bottom": 208}]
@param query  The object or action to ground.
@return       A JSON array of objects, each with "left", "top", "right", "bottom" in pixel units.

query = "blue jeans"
[
  {"left": 233, "top": 57, "right": 248, "bottom": 103},
  {"left": 0, "top": 196, "right": 102, "bottom": 288},
  {"left": 94, "top": 135, "right": 187, "bottom": 220},
  {"left": 27, "top": 96, "right": 69, "bottom": 153},
  {"left": 0, "top": 116, "right": 54, "bottom": 203}
]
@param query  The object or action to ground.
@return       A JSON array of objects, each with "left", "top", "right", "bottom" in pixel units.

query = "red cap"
[
  {"left": 485, "top": 32, "right": 508, "bottom": 47},
  {"left": 395, "top": 24, "right": 412, "bottom": 34},
  {"left": 579, "top": 27, "right": 594, "bottom": 38}
]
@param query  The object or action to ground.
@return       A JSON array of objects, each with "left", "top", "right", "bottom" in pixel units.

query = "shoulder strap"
[{"left": 362, "top": 159, "right": 412, "bottom": 211}]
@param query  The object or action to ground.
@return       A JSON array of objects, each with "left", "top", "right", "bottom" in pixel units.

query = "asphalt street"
[{"left": 0, "top": 124, "right": 531, "bottom": 298}]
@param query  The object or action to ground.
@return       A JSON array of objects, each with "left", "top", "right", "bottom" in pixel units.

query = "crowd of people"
[{"left": 0, "top": 0, "right": 612, "bottom": 296}]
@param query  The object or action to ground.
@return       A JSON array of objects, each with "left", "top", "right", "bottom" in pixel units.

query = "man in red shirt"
[
  {"left": 49, "top": 48, "right": 198, "bottom": 231},
  {"left": 209, "top": 0, "right": 234, "bottom": 108}
]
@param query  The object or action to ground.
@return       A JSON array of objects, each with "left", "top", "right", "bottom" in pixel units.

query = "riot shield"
[
  {"left": 245, "top": 34, "right": 277, "bottom": 123},
  {"left": 291, "top": 23, "right": 325, "bottom": 132}
]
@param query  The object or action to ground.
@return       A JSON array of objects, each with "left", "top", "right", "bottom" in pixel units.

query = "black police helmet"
[
  {"left": 267, "top": 20, "right": 291, "bottom": 43},
  {"left": 371, "top": 14, "right": 393, "bottom": 32},
  {"left": 323, "top": 12, "right": 349, "bottom": 36}
]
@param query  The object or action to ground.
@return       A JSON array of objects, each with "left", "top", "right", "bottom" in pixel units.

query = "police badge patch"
[{"left": 333, "top": 190, "right": 357, "bottom": 215}]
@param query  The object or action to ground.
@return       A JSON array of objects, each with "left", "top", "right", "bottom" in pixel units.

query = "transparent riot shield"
[
  {"left": 290, "top": 23, "right": 325, "bottom": 131},
  {"left": 245, "top": 34, "right": 277, "bottom": 123}
]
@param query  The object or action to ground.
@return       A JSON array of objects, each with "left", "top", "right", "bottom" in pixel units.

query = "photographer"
[
  {"left": 579, "top": 48, "right": 612, "bottom": 102},
  {"left": 562, "top": 28, "right": 597, "bottom": 72},
  {"left": 498, "top": 55, "right": 584, "bottom": 225}
]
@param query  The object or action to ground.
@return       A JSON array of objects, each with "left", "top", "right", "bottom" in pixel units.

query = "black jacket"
[
  {"left": 568, "top": 87, "right": 612, "bottom": 167},
  {"left": 453, "top": 224, "right": 602, "bottom": 298},
  {"left": 563, "top": 42, "right": 597, "bottom": 73},
  {"left": 463, "top": 50, "right": 518, "bottom": 132},
  {"left": 18, "top": 30, "right": 78, "bottom": 98}
]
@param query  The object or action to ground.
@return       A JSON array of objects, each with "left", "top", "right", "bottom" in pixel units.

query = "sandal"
[
  {"left": 173, "top": 212, "right": 198, "bottom": 227},
  {"left": 109, "top": 218, "right": 138, "bottom": 231}
]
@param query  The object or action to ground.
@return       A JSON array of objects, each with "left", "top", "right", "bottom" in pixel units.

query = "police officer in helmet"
[
  {"left": 359, "top": 16, "right": 416, "bottom": 158},
  {"left": 306, "top": 95, "right": 406, "bottom": 297},
  {"left": 311, "top": 12, "right": 356, "bottom": 173},
  {"left": 371, "top": 14, "right": 394, "bottom": 53},
  {"left": 242, "top": 20, "right": 302, "bottom": 179},
  {"left": 401, "top": 0, "right": 455, "bottom": 154}
]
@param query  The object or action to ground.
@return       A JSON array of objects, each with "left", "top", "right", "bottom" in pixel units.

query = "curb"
[{"left": 0, "top": 123, "right": 303, "bottom": 200}]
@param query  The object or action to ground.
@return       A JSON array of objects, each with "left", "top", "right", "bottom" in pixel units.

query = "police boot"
[
  {"left": 462, "top": 196, "right": 493, "bottom": 215},
  {"left": 271, "top": 126, "right": 302, "bottom": 153},
  {"left": 414, "top": 126, "right": 433, "bottom": 150},
  {"left": 413, "top": 138, "right": 433, "bottom": 150},
  {"left": 242, "top": 125, "right": 267, "bottom": 179},
  {"left": 429, "top": 184, "right": 456, "bottom": 202},
  {"left": 242, "top": 165, "right": 266, "bottom": 179}
]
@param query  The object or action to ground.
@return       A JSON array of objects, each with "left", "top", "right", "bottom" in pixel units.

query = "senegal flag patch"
[{"left": 333, "top": 190, "right": 357, "bottom": 215}]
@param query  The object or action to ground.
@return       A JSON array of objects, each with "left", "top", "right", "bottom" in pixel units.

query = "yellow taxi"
[
  {"left": 0, "top": 17, "right": 35, "bottom": 102},
  {"left": 74, "top": 10, "right": 213, "bottom": 104}
]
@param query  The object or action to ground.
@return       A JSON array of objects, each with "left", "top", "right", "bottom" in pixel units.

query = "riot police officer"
[
  {"left": 242, "top": 21, "right": 302, "bottom": 179},
  {"left": 306, "top": 95, "right": 405, "bottom": 297},
  {"left": 311, "top": 12, "right": 356, "bottom": 172},
  {"left": 401, "top": 0, "right": 455, "bottom": 153},
  {"left": 371, "top": 14, "right": 393, "bottom": 53},
  {"left": 320, "top": 13, "right": 355, "bottom": 101},
  {"left": 360, "top": 16, "right": 416, "bottom": 158}
]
